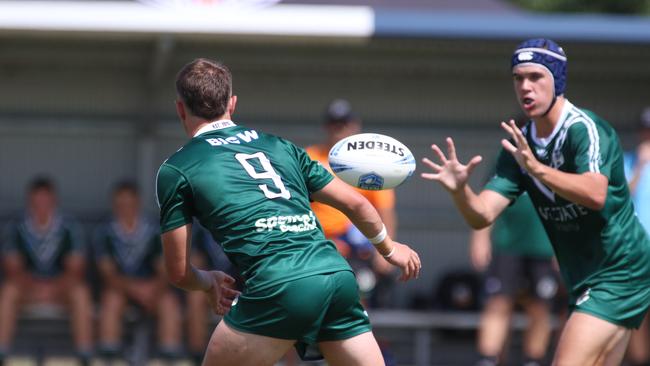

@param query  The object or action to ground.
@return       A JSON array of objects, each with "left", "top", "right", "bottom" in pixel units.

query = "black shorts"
[{"left": 483, "top": 253, "right": 559, "bottom": 304}]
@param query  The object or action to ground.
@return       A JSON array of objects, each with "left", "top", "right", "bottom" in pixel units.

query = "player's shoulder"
[{"left": 565, "top": 103, "right": 614, "bottom": 135}]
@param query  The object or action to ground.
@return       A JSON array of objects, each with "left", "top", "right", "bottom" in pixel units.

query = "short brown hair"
[
  {"left": 28, "top": 176, "right": 56, "bottom": 195},
  {"left": 175, "top": 58, "right": 232, "bottom": 120}
]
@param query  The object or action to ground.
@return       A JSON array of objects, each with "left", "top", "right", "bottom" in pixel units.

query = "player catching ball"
[
  {"left": 157, "top": 58, "right": 421, "bottom": 366},
  {"left": 422, "top": 38, "right": 650, "bottom": 365}
]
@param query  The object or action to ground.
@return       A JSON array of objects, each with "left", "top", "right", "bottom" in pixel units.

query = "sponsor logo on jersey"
[
  {"left": 537, "top": 203, "right": 589, "bottom": 223},
  {"left": 255, "top": 211, "right": 318, "bottom": 233}
]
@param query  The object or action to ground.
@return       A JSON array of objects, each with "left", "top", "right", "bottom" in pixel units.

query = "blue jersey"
[
  {"left": 93, "top": 218, "right": 161, "bottom": 278},
  {"left": 2, "top": 214, "right": 85, "bottom": 278}
]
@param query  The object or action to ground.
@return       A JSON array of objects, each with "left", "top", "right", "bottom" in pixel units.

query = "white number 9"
[{"left": 235, "top": 152, "right": 291, "bottom": 200}]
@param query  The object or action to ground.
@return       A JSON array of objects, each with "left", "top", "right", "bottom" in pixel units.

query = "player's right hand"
[
  {"left": 204, "top": 271, "right": 241, "bottom": 316},
  {"left": 385, "top": 242, "right": 421, "bottom": 281},
  {"left": 420, "top": 137, "right": 482, "bottom": 193}
]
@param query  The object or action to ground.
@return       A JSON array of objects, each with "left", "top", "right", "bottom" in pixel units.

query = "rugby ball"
[{"left": 328, "top": 133, "right": 416, "bottom": 190}]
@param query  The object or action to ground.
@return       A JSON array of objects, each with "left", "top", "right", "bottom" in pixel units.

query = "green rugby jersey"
[
  {"left": 156, "top": 120, "right": 351, "bottom": 292},
  {"left": 485, "top": 100, "right": 650, "bottom": 296},
  {"left": 491, "top": 192, "right": 553, "bottom": 258}
]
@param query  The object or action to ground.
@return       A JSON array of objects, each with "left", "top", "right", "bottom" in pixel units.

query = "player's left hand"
[
  {"left": 500, "top": 120, "right": 542, "bottom": 175},
  {"left": 204, "top": 271, "right": 241, "bottom": 316}
]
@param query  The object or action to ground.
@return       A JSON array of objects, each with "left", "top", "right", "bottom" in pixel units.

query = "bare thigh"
[
  {"left": 202, "top": 320, "right": 295, "bottom": 366},
  {"left": 553, "top": 311, "right": 630, "bottom": 366},
  {"left": 319, "top": 331, "right": 384, "bottom": 366}
]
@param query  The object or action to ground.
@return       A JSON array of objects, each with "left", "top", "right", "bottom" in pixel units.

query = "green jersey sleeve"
[
  {"left": 289, "top": 142, "right": 334, "bottom": 193},
  {"left": 484, "top": 146, "right": 524, "bottom": 200},
  {"left": 156, "top": 163, "right": 194, "bottom": 233},
  {"left": 567, "top": 119, "right": 611, "bottom": 178}
]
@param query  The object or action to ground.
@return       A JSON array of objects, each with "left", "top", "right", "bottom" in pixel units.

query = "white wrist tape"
[
  {"left": 368, "top": 224, "right": 387, "bottom": 245},
  {"left": 382, "top": 246, "right": 396, "bottom": 259}
]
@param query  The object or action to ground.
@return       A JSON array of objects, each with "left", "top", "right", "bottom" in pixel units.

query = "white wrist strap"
[
  {"left": 382, "top": 246, "right": 396, "bottom": 258},
  {"left": 368, "top": 224, "right": 387, "bottom": 245}
]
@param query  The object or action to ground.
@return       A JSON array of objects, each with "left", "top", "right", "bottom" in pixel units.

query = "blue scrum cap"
[{"left": 511, "top": 38, "right": 567, "bottom": 96}]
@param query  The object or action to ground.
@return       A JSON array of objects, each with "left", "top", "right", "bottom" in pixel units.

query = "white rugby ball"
[{"left": 328, "top": 133, "right": 416, "bottom": 190}]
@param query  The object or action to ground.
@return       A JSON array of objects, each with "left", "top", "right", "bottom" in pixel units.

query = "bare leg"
[
  {"left": 477, "top": 295, "right": 513, "bottom": 359},
  {"left": 601, "top": 330, "right": 631, "bottom": 366},
  {"left": 157, "top": 290, "right": 182, "bottom": 349},
  {"left": 99, "top": 289, "right": 126, "bottom": 346},
  {"left": 186, "top": 291, "right": 209, "bottom": 355},
  {"left": 0, "top": 281, "right": 22, "bottom": 350},
  {"left": 319, "top": 331, "right": 384, "bottom": 366},
  {"left": 553, "top": 312, "right": 630, "bottom": 366},
  {"left": 523, "top": 300, "right": 552, "bottom": 360},
  {"left": 202, "top": 320, "right": 294, "bottom": 366},
  {"left": 66, "top": 283, "right": 94, "bottom": 351},
  {"left": 627, "top": 314, "right": 650, "bottom": 365}
]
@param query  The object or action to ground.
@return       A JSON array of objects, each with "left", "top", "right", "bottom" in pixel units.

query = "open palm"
[
  {"left": 420, "top": 137, "right": 482, "bottom": 193},
  {"left": 500, "top": 120, "right": 541, "bottom": 174}
]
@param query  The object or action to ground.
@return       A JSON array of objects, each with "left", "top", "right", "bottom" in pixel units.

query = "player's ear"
[
  {"left": 228, "top": 95, "right": 237, "bottom": 116},
  {"left": 176, "top": 99, "right": 187, "bottom": 122}
]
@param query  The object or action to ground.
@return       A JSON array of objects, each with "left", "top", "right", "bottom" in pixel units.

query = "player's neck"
[
  {"left": 30, "top": 213, "right": 54, "bottom": 232},
  {"left": 118, "top": 216, "right": 139, "bottom": 233},
  {"left": 187, "top": 114, "right": 232, "bottom": 137},
  {"left": 532, "top": 97, "right": 565, "bottom": 138}
]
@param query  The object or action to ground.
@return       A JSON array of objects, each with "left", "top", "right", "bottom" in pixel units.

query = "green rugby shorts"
[
  {"left": 223, "top": 270, "right": 371, "bottom": 358},
  {"left": 570, "top": 284, "right": 650, "bottom": 329}
]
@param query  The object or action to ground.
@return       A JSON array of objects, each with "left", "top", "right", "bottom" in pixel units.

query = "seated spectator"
[
  {"left": 185, "top": 223, "right": 238, "bottom": 365},
  {"left": 94, "top": 181, "right": 182, "bottom": 360},
  {"left": 0, "top": 177, "right": 93, "bottom": 364}
]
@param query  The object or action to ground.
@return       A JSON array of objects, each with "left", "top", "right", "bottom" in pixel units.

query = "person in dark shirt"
[
  {"left": 0, "top": 177, "right": 93, "bottom": 363},
  {"left": 94, "top": 181, "right": 182, "bottom": 359}
]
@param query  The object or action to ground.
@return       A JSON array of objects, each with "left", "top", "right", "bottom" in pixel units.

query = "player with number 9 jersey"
[
  {"left": 156, "top": 121, "right": 352, "bottom": 292},
  {"left": 156, "top": 59, "right": 421, "bottom": 366}
]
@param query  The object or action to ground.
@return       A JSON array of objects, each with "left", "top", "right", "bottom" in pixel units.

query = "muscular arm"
[
  {"left": 312, "top": 177, "right": 421, "bottom": 280},
  {"left": 161, "top": 224, "right": 212, "bottom": 292},
  {"left": 501, "top": 120, "right": 608, "bottom": 211},
  {"left": 530, "top": 167, "right": 608, "bottom": 210},
  {"left": 312, "top": 177, "right": 393, "bottom": 256},
  {"left": 450, "top": 187, "right": 512, "bottom": 229},
  {"left": 376, "top": 206, "right": 397, "bottom": 238}
]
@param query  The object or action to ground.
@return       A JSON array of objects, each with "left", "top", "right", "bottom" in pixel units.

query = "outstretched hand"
[
  {"left": 500, "top": 120, "right": 541, "bottom": 175},
  {"left": 204, "top": 271, "right": 241, "bottom": 316},
  {"left": 420, "top": 137, "right": 482, "bottom": 193}
]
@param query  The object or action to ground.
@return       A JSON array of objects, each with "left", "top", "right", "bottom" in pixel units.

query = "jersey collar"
[
  {"left": 193, "top": 120, "right": 237, "bottom": 137},
  {"left": 530, "top": 99, "right": 573, "bottom": 147}
]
